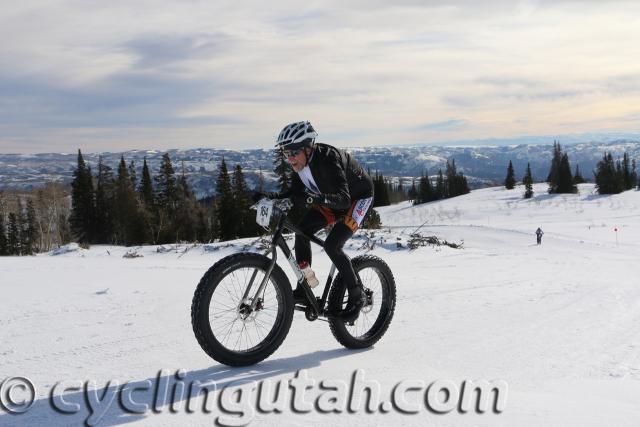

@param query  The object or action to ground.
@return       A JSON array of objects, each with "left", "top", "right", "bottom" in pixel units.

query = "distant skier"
[{"left": 535, "top": 227, "right": 544, "bottom": 245}]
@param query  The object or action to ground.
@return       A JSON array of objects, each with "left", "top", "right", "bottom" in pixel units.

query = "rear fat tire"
[
  {"left": 328, "top": 255, "right": 396, "bottom": 349},
  {"left": 191, "top": 253, "right": 294, "bottom": 366}
]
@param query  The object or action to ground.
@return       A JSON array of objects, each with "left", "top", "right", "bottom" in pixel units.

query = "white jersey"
[{"left": 297, "top": 165, "right": 321, "bottom": 195}]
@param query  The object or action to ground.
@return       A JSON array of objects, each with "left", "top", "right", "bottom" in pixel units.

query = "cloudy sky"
[{"left": 1, "top": 0, "right": 640, "bottom": 153}]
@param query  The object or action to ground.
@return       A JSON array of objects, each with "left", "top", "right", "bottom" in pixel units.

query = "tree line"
[
  {"left": 410, "top": 159, "right": 470, "bottom": 205},
  {"left": 0, "top": 184, "right": 71, "bottom": 255},
  {"left": 503, "top": 141, "right": 639, "bottom": 197}
]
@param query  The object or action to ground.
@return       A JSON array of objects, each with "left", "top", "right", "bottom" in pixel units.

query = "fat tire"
[
  {"left": 328, "top": 255, "right": 396, "bottom": 349},
  {"left": 191, "top": 253, "right": 294, "bottom": 366}
]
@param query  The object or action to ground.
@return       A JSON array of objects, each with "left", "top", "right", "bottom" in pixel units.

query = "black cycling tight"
[{"left": 294, "top": 208, "right": 358, "bottom": 291}]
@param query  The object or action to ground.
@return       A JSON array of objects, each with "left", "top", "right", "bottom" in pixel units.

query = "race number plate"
[{"left": 256, "top": 199, "right": 274, "bottom": 227}]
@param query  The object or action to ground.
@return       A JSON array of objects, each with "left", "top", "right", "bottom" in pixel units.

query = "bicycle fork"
[{"left": 244, "top": 234, "right": 337, "bottom": 320}]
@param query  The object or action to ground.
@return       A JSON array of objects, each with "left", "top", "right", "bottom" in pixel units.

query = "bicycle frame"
[{"left": 247, "top": 209, "right": 337, "bottom": 319}]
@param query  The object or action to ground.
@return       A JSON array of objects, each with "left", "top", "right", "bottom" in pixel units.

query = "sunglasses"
[{"left": 282, "top": 148, "right": 303, "bottom": 158}]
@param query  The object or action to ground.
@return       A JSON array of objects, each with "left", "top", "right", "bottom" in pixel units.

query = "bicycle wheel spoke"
[{"left": 207, "top": 265, "right": 283, "bottom": 354}]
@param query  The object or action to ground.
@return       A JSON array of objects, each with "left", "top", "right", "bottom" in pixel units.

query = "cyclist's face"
[{"left": 285, "top": 148, "right": 307, "bottom": 172}]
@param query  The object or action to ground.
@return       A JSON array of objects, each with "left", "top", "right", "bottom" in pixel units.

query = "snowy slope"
[{"left": 1, "top": 183, "right": 639, "bottom": 426}]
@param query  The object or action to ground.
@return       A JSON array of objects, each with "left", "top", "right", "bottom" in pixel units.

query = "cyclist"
[{"left": 256, "top": 121, "right": 374, "bottom": 322}]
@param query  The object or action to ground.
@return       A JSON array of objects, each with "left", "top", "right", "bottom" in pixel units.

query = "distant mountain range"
[{"left": 1, "top": 140, "right": 639, "bottom": 198}]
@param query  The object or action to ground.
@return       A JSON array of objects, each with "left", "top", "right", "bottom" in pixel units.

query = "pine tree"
[
  {"left": 457, "top": 174, "right": 470, "bottom": 195},
  {"left": 444, "top": 160, "right": 470, "bottom": 198},
  {"left": 8, "top": 212, "right": 19, "bottom": 255},
  {"left": 622, "top": 153, "right": 634, "bottom": 190},
  {"left": 594, "top": 152, "right": 620, "bottom": 194},
  {"left": 69, "top": 149, "right": 96, "bottom": 244},
  {"left": 215, "top": 157, "right": 236, "bottom": 241},
  {"left": 373, "top": 171, "right": 390, "bottom": 207},
  {"left": 273, "top": 149, "right": 291, "bottom": 193},
  {"left": 416, "top": 172, "right": 434, "bottom": 205},
  {"left": 128, "top": 160, "right": 137, "bottom": 189},
  {"left": 435, "top": 169, "right": 445, "bottom": 199},
  {"left": 504, "top": 160, "right": 516, "bottom": 190},
  {"left": 154, "top": 153, "right": 179, "bottom": 243},
  {"left": 615, "top": 158, "right": 625, "bottom": 192},
  {"left": 573, "top": 164, "right": 585, "bottom": 185},
  {"left": 556, "top": 153, "right": 577, "bottom": 193},
  {"left": 0, "top": 209, "right": 6, "bottom": 256},
  {"left": 408, "top": 179, "right": 418, "bottom": 201},
  {"left": 155, "top": 153, "right": 178, "bottom": 208},
  {"left": 631, "top": 159, "right": 638, "bottom": 190},
  {"left": 139, "top": 157, "right": 154, "bottom": 207},
  {"left": 232, "top": 164, "right": 259, "bottom": 238},
  {"left": 137, "top": 157, "right": 156, "bottom": 243},
  {"left": 547, "top": 141, "right": 562, "bottom": 193},
  {"left": 15, "top": 199, "right": 28, "bottom": 255},
  {"left": 23, "top": 199, "right": 39, "bottom": 254},
  {"left": 523, "top": 162, "right": 534, "bottom": 199},
  {"left": 172, "top": 162, "right": 199, "bottom": 242},
  {"left": 114, "top": 156, "right": 146, "bottom": 245},
  {"left": 445, "top": 160, "right": 457, "bottom": 197},
  {"left": 94, "top": 156, "right": 115, "bottom": 243}
]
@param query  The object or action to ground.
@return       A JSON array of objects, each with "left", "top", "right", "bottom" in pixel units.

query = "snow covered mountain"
[
  {"left": 1, "top": 183, "right": 639, "bottom": 426},
  {"left": 1, "top": 141, "right": 639, "bottom": 197}
]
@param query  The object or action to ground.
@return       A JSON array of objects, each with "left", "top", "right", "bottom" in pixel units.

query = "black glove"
[{"left": 303, "top": 189, "right": 325, "bottom": 206}]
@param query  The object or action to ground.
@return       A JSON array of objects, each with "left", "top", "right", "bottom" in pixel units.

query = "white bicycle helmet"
[{"left": 275, "top": 121, "right": 317, "bottom": 150}]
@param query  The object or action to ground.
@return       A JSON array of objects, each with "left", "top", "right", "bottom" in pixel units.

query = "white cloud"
[{"left": 1, "top": 0, "right": 640, "bottom": 153}]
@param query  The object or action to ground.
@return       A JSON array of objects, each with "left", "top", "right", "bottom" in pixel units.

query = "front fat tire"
[
  {"left": 328, "top": 255, "right": 396, "bottom": 349},
  {"left": 191, "top": 253, "right": 294, "bottom": 366}
]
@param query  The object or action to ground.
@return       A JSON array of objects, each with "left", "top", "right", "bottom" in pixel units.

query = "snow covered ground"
[{"left": 1, "top": 183, "right": 639, "bottom": 426}]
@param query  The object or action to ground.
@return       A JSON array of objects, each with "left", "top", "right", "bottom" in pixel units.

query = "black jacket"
[{"left": 281, "top": 143, "right": 373, "bottom": 213}]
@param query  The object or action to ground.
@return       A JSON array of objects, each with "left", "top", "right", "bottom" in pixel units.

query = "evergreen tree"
[
  {"left": 573, "top": 164, "right": 585, "bottom": 185},
  {"left": 137, "top": 157, "right": 156, "bottom": 243},
  {"left": 547, "top": 141, "right": 562, "bottom": 192},
  {"left": 615, "top": 158, "right": 625, "bottom": 192},
  {"left": 94, "top": 156, "right": 115, "bottom": 243},
  {"left": 408, "top": 179, "right": 418, "bottom": 201},
  {"left": 523, "top": 162, "right": 534, "bottom": 199},
  {"left": 232, "top": 164, "right": 259, "bottom": 238},
  {"left": 173, "top": 162, "right": 201, "bottom": 242},
  {"left": 23, "top": 199, "right": 39, "bottom": 254},
  {"left": 457, "top": 174, "right": 470, "bottom": 196},
  {"left": 128, "top": 160, "right": 137, "bottom": 189},
  {"left": 0, "top": 200, "right": 7, "bottom": 255},
  {"left": 504, "top": 160, "right": 516, "bottom": 190},
  {"left": 69, "top": 149, "right": 96, "bottom": 243},
  {"left": 556, "top": 153, "right": 577, "bottom": 193},
  {"left": 154, "top": 153, "right": 179, "bottom": 242},
  {"left": 15, "top": 199, "right": 28, "bottom": 255},
  {"left": 435, "top": 169, "right": 445, "bottom": 199},
  {"left": 154, "top": 153, "right": 178, "bottom": 208},
  {"left": 215, "top": 157, "right": 236, "bottom": 241},
  {"left": 0, "top": 211, "right": 6, "bottom": 256},
  {"left": 445, "top": 159, "right": 470, "bottom": 198},
  {"left": 594, "top": 152, "right": 620, "bottom": 194},
  {"left": 8, "top": 212, "right": 19, "bottom": 255},
  {"left": 622, "top": 153, "right": 634, "bottom": 190},
  {"left": 416, "top": 172, "right": 434, "bottom": 205},
  {"left": 373, "top": 171, "right": 390, "bottom": 207},
  {"left": 273, "top": 149, "right": 291, "bottom": 193},
  {"left": 139, "top": 157, "right": 155, "bottom": 207},
  {"left": 631, "top": 159, "right": 638, "bottom": 190},
  {"left": 445, "top": 160, "right": 457, "bottom": 197},
  {"left": 114, "top": 156, "right": 146, "bottom": 245}
]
